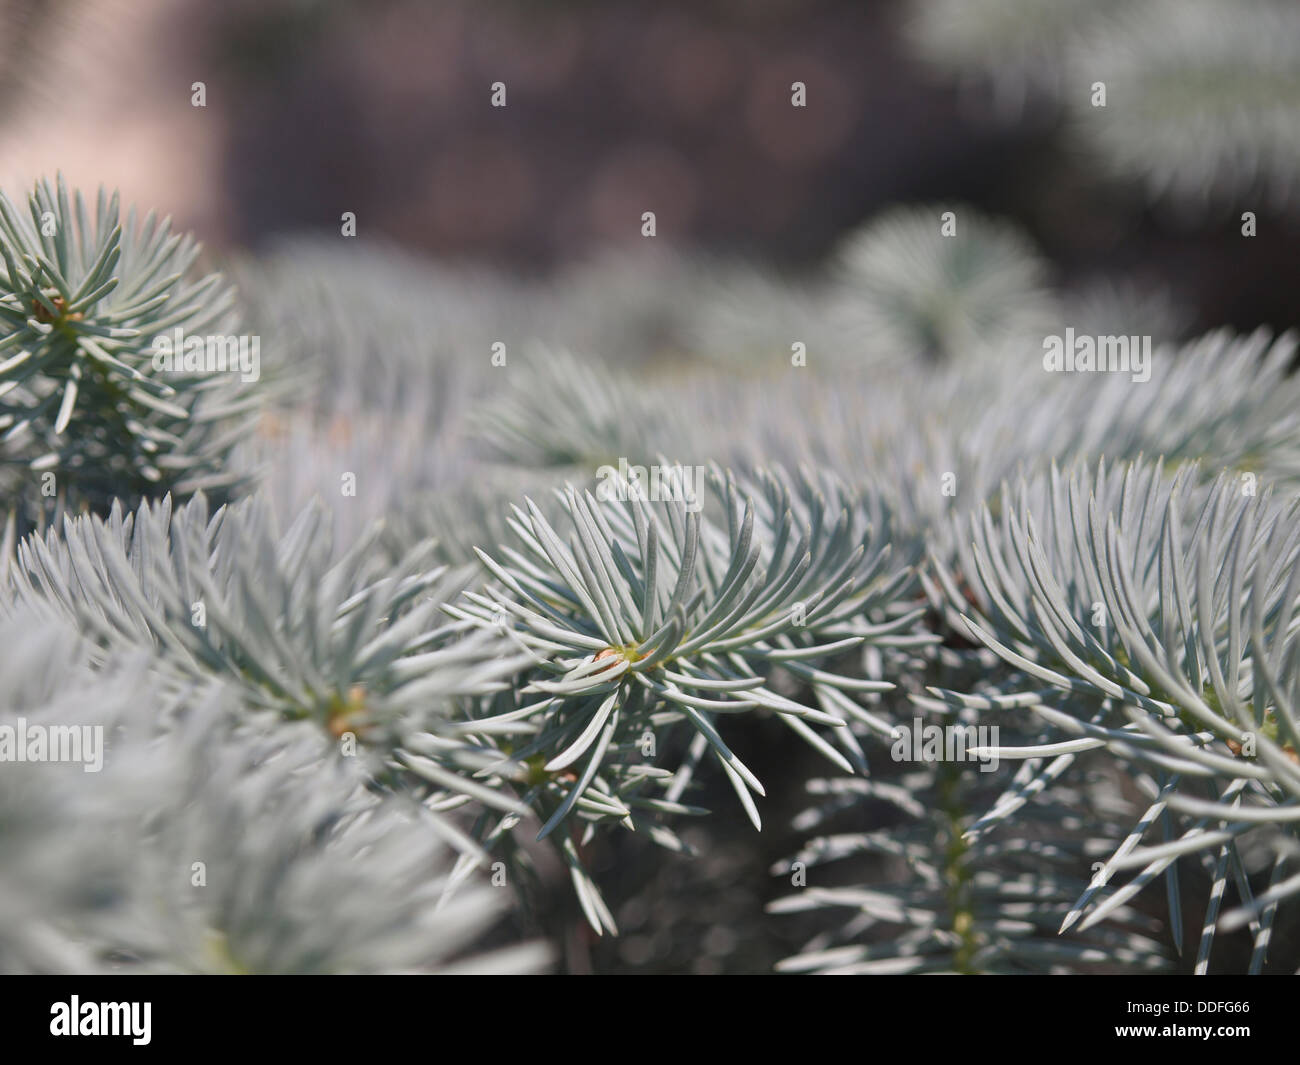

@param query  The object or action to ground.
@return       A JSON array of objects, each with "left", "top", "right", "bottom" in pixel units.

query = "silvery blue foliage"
[
  {"left": 0, "top": 610, "right": 550, "bottom": 974},
  {"left": 771, "top": 764, "right": 1171, "bottom": 974},
  {"left": 920, "top": 458, "right": 1300, "bottom": 971},
  {"left": 440, "top": 464, "right": 925, "bottom": 931},
  {"left": 2, "top": 491, "right": 534, "bottom": 829},
  {"left": 0, "top": 176, "right": 259, "bottom": 522},
  {"left": 1068, "top": 0, "right": 1300, "bottom": 211},
  {"left": 835, "top": 206, "right": 1056, "bottom": 364},
  {"left": 5, "top": 163, "right": 1298, "bottom": 973},
  {"left": 906, "top": 0, "right": 1114, "bottom": 111},
  {"left": 469, "top": 346, "right": 669, "bottom": 470},
  {"left": 908, "top": 0, "right": 1300, "bottom": 211}
]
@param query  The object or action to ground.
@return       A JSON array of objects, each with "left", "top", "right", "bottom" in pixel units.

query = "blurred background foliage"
[{"left": 1, "top": 0, "right": 1296, "bottom": 333}]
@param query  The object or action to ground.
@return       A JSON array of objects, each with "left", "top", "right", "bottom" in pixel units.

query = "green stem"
[{"left": 938, "top": 761, "right": 979, "bottom": 975}]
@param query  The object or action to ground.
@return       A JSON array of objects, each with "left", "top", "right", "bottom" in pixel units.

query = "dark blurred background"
[{"left": 1, "top": 0, "right": 1295, "bottom": 335}]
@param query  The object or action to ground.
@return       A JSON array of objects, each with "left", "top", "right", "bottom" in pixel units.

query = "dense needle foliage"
[{"left": 2, "top": 0, "right": 1297, "bottom": 970}]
